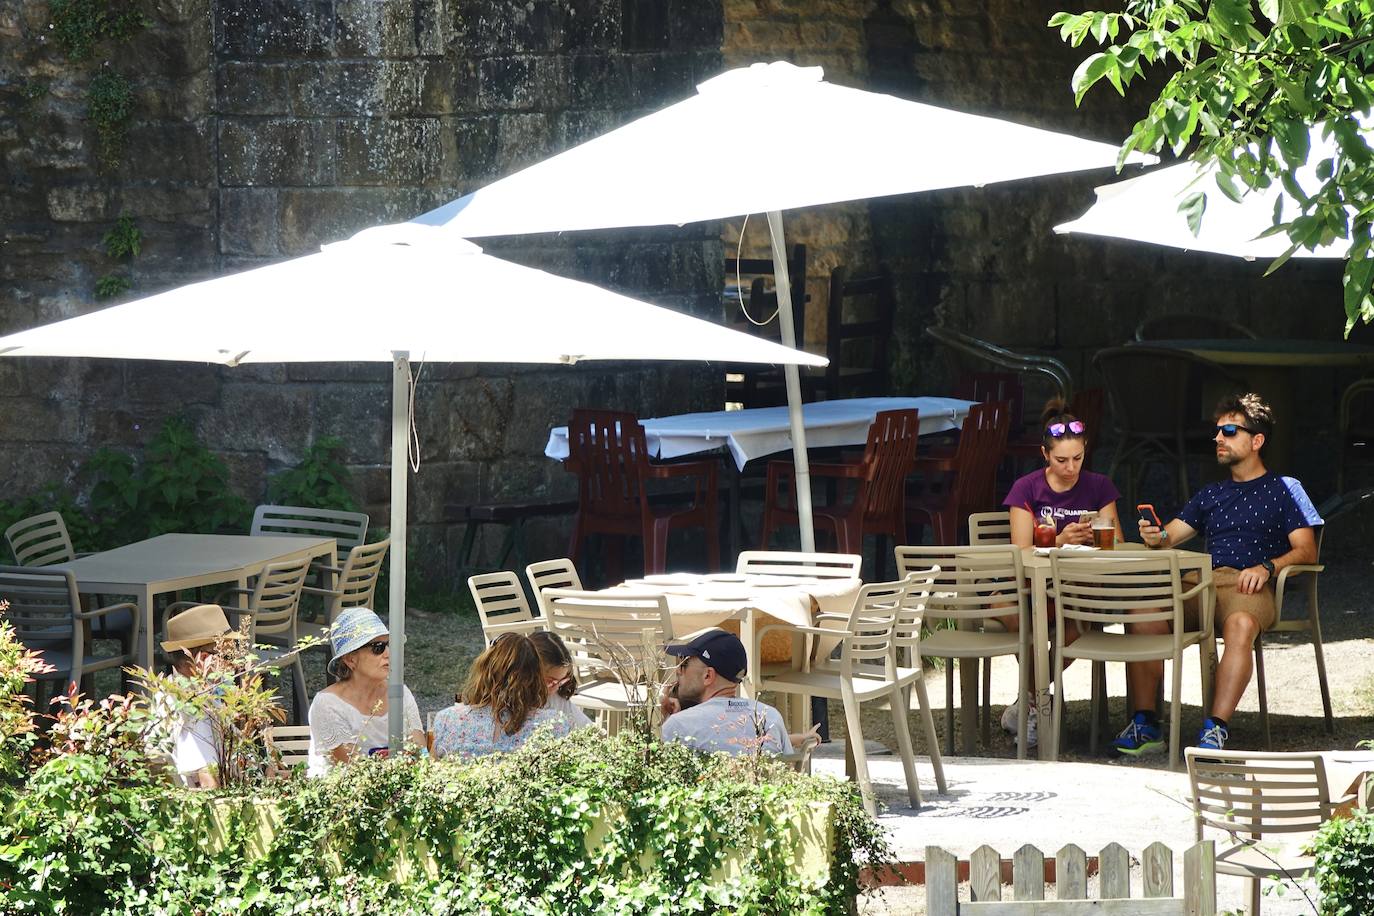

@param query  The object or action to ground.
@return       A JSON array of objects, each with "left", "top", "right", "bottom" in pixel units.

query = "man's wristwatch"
[{"left": 1261, "top": 558, "right": 1276, "bottom": 576}]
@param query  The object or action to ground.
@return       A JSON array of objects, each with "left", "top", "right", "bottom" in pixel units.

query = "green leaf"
[
  {"left": 1072, "top": 53, "right": 1111, "bottom": 102},
  {"left": 1179, "top": 191, "right": 1208, "bottom": 236},
  {"left": 1272, "top": 119, "right": 1312, "bottom": 167}
]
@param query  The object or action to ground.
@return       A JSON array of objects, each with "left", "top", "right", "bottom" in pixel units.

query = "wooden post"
[
  {"left": 1099, "top": 842, "right": 1130, "bottom": 899},
  {"left": 925, "top": 845, "right": 959, "bottom": 916},
  {"left": 1183, "top": 840, "right": 1217, "bottom": 916},
  {"left": 970, "top": 845, "right": 1002, "bottom": 902},
  {"left": 1012, "top": 844, "right": 1045, "bottom": 901},
  {"left": 1142, "top": 841, "right": 1174, "bottom": 898},
  {"left": 1056, "top": 844, "right": 1087, "bottom": 899}
]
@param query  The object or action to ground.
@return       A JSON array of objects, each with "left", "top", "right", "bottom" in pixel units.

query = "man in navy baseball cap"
[{"left": 660, "top": 629, "right": 795, "bottom": 756}]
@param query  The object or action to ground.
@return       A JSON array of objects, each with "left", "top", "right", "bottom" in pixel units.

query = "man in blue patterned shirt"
[{"left": 1113, "top": 393, "right": 1319, "bottom": 755}]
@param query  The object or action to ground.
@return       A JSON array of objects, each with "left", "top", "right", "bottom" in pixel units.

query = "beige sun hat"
[{"left": 161, "top": 604, "right": 244, "bottom": 653}]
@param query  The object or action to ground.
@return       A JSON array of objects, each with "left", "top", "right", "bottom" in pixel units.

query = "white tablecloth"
[{"left": 545, "top": 396, "right": 975, "bottom": 470}]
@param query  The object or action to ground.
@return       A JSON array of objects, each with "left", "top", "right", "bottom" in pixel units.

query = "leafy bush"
[
  {"left": 0, "top": 606, "right": 52, "bottom": 788},
  {"left": 265, "top": 436, "right": 360, "bottom": 512},
  {"left": 1312, "top": 808, "right": 1374, "bottom": 916},
  {"left": 49, "top": 0, "right": 147, "bottom": 61}
]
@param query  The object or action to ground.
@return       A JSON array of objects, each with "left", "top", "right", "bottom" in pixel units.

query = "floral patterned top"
[{"left": 431, "top": 703, "right": 573, "bottom": 759}]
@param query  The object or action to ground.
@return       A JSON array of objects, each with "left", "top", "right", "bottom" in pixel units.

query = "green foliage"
[
  {"left": 0, "top": 610, "right": 53, "bottom": 788},
  {"left": 102, "top": 215, "right": 140, "bottom": 260},
  {"left": 84, "top": 416, "right": 250, "bottom": 546},
  {"left": 49, "top": 0, "right": 147, "bottom": 61},
  {"left": 0, "top": 484, "right": 102, "bottom": 557},
  {"left": 86, "top": 71, "right": 133, "bottom": 172},
  {"left": 1051, "top": 0, "right": 1374, "bottom": 331},
  {"left": 94, "top": 273, "right": 130, "bottom": 299},
  {"left": 0, "top": 716, "right": 888, "bottom": 914},
  {"left": 1312, "top": 807, "right": 1374, "bottom": 914},
  {"left": 265, "top": 436, "right": 360, "bottom": 512},
  {"left": 19, "top": 80, "right": 47, "bottom": 113}
]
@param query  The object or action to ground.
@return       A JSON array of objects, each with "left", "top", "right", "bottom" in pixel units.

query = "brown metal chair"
[
  {"left": 1094, "top": 346, "right": 1246, "bottom": 505},
  {"left": 906, "top": 401, "right": 1012, "bottom": 545},
  {"left": 807, "top": 265, "right": 894, "bottom": 401},
  {"left": 759, "top": 409, "right": 919, "bottom": 559},
  {"left": 565, "top": 408, "right": 719, "bottom": 581}
]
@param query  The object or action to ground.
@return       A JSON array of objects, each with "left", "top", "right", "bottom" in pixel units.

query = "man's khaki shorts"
[{"left": 1182, "top": 567, "right": 1277, "bottom": 632}]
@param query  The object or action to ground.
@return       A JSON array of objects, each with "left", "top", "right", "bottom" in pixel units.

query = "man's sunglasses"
[
  {"left": 1214, "top": 423, "right": 1260, "bottom": 438},
  {"left": 1046, "top": 420, "right": 1085, "bottom": 437},
  {"left": 363, "top": 639, "right": 389, "bottom": 655}
]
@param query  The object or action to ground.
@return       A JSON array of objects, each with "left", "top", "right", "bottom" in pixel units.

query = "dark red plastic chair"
[
  {"left": 758, "top": 409, "right": 919, "bottom": 554},
  {"left": 907, "top": 401, "right": 1012, "bottom": 545},
  {"left": 565, "top": 409, "right": 719, "bottom": 580}
]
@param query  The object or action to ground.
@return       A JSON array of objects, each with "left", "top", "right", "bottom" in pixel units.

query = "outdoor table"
[
  {"left": 1126, "top": 338, "right": 1374, "bottom": 473},
  {"left": 1019, "top": 543, "right": 1214, "bottom": 762},
  {"left": 1323, "top": 750, "right": 1374, "bottom": 813},
  {"left": 48, "top": 533, "right": 337, "bottom": 673},
  {"left": 605, "top": 571, "right": 862, "bottom": 732},
  {"left": 546, "top": 396, "right": 975, "bottom": 554}
]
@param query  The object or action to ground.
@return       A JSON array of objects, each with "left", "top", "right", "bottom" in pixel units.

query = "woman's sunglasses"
[
  {"left": 1046, "top": 420, "right": 1085, "bottom": 437},
  {"left": 363, "top": 639, "right": 389, "bottom": 655},
  {"left": 1214, "top": 423, "right": 1259, "bottom": 438}
]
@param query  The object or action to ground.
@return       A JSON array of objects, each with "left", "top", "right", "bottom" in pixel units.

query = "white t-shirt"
[
  {"left": 546, "top": 693, "right": 595, "bottom": 729},
  {"left": 661, "top": 695, "right": 793, "bottom": 756},
  {"left": 149, "top": 687, "right": 219, "bottom": 787},
  {"left": 307, "top": 686, "right": 422, "bottom": 777}
]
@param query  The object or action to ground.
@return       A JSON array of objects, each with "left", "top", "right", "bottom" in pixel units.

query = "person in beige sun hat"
[{"left": 153, "top": 604, "right": 244, "bottom": 789}]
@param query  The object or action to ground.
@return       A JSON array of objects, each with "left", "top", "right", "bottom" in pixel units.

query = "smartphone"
[
  {"left": 1077, "top": 512, "right": 1097, "bottom": 525},
  {"left": 1137, "top": 503, "right": 1161, "bottom": 528}
]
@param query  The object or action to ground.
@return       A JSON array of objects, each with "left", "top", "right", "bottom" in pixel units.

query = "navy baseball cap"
[{"left": 665, "top": 629, "right": 747, "bottom": 683}]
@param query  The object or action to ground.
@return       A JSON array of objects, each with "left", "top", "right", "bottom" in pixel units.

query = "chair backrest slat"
[
  {"left": 895, "top": 544, "right": 1026, "bottom": 627},
  {"left": 1187, "top": 749, "right": 1336, "bottom": 839},
  {"left": 566, "top": 409, "right": 648, "bottom": 520},
  {"left": 245, "top": 557, "right": 312, "bottom": 639},
  {"left": 334, "top": 539, "right": 389, "bottom": 618},
  {"left": 5, "top": 512, "right": 77, "bottom": 567},
  {"left": 468, "top": 572, "right": 535, "bottom": 645},
  {"left": 859, "top": 409, "right": 919, "bottom": 520},
  {"left": 269, "top": 725, "right": 313, "bottom": 768},
  {"left": 836, "top": 579, "right": 908, "bottom": 674},
  {"left": 525, "top": 559, "right": 583, "bottom": 615},
  {"left": 1050, "top": 551, "right": 1185, "bottom": 628},
  {"left": 968, "top": 510, "right": 1012, "bottom": 546},
  {"left": 251, "top": 505, "right": 369, "bottom": 563},
  {"left": 0, "top": 565, "right": 80, "bottom": 652},
  {"left": 735, "top": 551, "right": 862, "bottom": 580},
  {"left": 543, "top": 588, "right": 672, "bottom": 681}
]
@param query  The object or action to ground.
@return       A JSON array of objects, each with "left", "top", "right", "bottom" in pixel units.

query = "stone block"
[
  {"left": 569, "top": 55, "right": 629, "bottom": 107},
  {"left": 223, "top": 450, "right": 270, "bottom": 504},
  {"left": 336, "top": 117, "right": 442, "bottom": 185},
  {"left": 0, "top": 395, "right": 81, "bottom": 443},
  {"left": 277, "top": 187, "right": 434, "bottom": 254},
  {"left": 0, "top": 442, "right": 86, "bottom": 496},
  {"left": 218, "top": 118, "right": 334, "bottom": 187},
  {"left": 200, "top": 382, "right": 315, "bottom": 462},
  {"left": 285, "top": 363, "right": 389, "bottom": 383},
  {"left": 46, "top": 186, "right": 113, "bottom": 222},
  {"left": 126, "top": 23, "right": 212, "bottom": 77},
  {"left": 409, "top": 460, "right": 481, "bottom": 524},
  {"left": 220, "top": 188, "right": 281, "bottom": 257},
  {"left": 476, "top": 56, "right": 548, "bottom": 111},
  {"left": 670, "top": 0, "right": 723, "bottom": 49},
  {"left": 114, "top": 186, "right": 215, "bottom": 229},
  {"left": 556, "top": 107, "right": 622, "bottom": 146},
  {"left": 419, "top": 59, "right": 480, "bottom": 115},
  {"left": 125, "top": 360, "right": 221, "bottom": 406},
  {"left": 627, "top": 53, "right": 697, "bottom": 107},
  {"left": 217, "top": 63, "right": 293, "bottom": 116},
  {"left": 79, "top": 405, "right": 164, "bottom": 447},
  {"left": 290, "top": 60, "right": 426, "bottom": 117},
  {"left": 334, "top": 0, "right": 433, "bottom": 58},
  {"left": 449, "top": 0, "right": 560, "bottom": 55},
  {"left": 312, "top": 384, "right": 390, "bottom": 463},
  {"left": 216, "top": 0, "right": 333, "bottom": 58},
  {"left": 495, "top": 112, "right": 561, "bottom": 174},
  {"left": 624, "top": 0, "right": 670, "bottom": 51},
  {"left": 564, "top": 0, "right": 619, "bottom": 51},
  {"left": 121, "top": 119, "right": 214, "bottom": 183}
]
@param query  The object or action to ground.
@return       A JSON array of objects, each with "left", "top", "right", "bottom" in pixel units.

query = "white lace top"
[{"left": 307, "top": 687, "right": 422, "bottom": 777}]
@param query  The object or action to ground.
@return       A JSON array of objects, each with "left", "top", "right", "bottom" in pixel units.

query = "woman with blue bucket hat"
[{"left": 306, "top": 607, "right": 424, "bottom": 776}]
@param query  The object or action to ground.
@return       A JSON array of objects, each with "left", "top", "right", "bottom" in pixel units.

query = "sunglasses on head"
[
  {"left": 363, "top": 639, "right": 389, "bottom": 655},
  {"left": 1046, "top": 420, "right": 1085, "bottom": 437},
  {"left": 1214, "top": 423, "right": 1260, "bottom": 438}
]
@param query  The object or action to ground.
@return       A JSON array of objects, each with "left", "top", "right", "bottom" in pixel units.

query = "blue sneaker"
[
  {"left": 1197, "top": 718, "right": 1229, "bottom": 751},
  {"left": 1112, "top": 712, "right": 1165, "bottom": 756}
]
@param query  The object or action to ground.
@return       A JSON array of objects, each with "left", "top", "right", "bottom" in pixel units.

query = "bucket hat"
[
  {"left": 327, "top": 607, "right": 389, "bottom": 675},
  {"left": 161, "top": 604, "right": 243, "bottom": 653}
]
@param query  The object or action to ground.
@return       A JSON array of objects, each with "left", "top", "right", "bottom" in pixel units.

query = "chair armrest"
[
  {"left": 1178, "top": 579, "right": 1211, "bottom": 602},
  {"left": 1276, "top": 564, "right": 1324, "bottom": 587},
  {"left": 76, "top": 601, "right": 138, "bottom": 621},
  {"left": 301, "top": 585, "right": 343, "bottom": 600},
  {"left": 311, "top": 562, "right": 344, "bottom": 575},
  {"left": 812, "top": 612, "right": 851, "bottom": 624},
  {"left": 757, "top": 623, "right": 837, "bottom": 642},
  {"left": 807, "top": 462, "right": 867, "bottom": 479}
]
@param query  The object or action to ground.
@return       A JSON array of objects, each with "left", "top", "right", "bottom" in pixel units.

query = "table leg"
[
  {"left": 1031, "top": 571, "right": 1053, "bottom": 761},
  {"left": 740, "top": 609, "right": 758, "bottom": 700},
  {"left": 728, "top": 460, "right": 743, "bottom": 559},
  {"left": 139, "top": 586, "right": 155, "bottom": 673}
]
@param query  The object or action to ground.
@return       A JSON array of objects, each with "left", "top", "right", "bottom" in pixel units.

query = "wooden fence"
[{"left": 924, "top": 841, "right": 1217, "bottom": 915}]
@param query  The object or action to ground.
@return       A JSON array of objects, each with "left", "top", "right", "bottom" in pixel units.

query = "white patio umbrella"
[
  {"left": 1055, "top": 122, "right": 1350, "bottom": 259},
  {"left": 0, "top": 224, "right": 826, "bottom": 746},
  {"left": 402, "top": 61, "right": 1149, "bottom": 551}
]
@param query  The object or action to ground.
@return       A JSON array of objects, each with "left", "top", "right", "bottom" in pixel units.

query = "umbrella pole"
[
  {"left": 765, "top": 210, "right": 816, "bottom": 553},
  {"left": 388, "top": 351, "right": 410, "bottom": 750}
]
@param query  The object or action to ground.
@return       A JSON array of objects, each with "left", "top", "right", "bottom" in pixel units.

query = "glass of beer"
[{"left": 1092, "top": 516, "right": 1115, "bottom": 550}]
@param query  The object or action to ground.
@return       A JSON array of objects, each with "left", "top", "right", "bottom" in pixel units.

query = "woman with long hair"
[
  {"left": 431, "top": 632, "right": 574, "bottom": 758},
  {"left": 997, "top": 398, "right": 1125, "bottom": 749},
  {"left": 528, "top": 630, "right": 595, "bottom": 730}
]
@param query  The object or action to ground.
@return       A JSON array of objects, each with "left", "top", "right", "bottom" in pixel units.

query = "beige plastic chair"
[
  {"left": 734, "top": 550, "right": 862, "bottom": 579},
  {"left": 1253, "top": 528, "right": 1329, "bottom": 748},
  {"left": 169, "top": 556, "right": 313, "bottom": 723},
  {"left": 896, "top": 544, "right": 1031, "bottom": 757},
  {"left": 1050, "top": 550, "right": 1213, "bottom": 770},
  {"left": 468, "top": 571, "right": 544, "bottom": 645},
  {"left": 1186, "top": 748, "right": 1350, "bottom": 915},
  {"left": 967, "top": 510, "right": 1012, "bottom": 546},
  {"left": 269, "top": 724, "right": 313, "bottom": 770},
  {"left": 5, "top": 511, "right": 83, "bottom": 567},
  {"left": 542, "top": 588, "right": 674, "bottom": 731},
  {"left": 525, "top": 558, "right": 583, "bottom": 615},
  {"left": 300, "top": 538, "right": 389, "bottom": 624},
  {"left": 4, "top": 511, "right": 134, "bottom": 661},
  {"left": 0, "top": 565, "right": 136, "bottom": 704},
  {"left": 251, "top": 504, "right": 370, "bottom": 562},
  {"left": 759, "top": 577, "right": 934, "bottom": 816}
]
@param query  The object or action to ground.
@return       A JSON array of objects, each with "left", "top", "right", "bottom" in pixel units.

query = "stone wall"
[{"left": 1, "top": 0, "right": 725, "bottom": 582}]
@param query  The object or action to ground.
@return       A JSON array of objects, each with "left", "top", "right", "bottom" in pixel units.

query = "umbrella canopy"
[
  {"left": 1055, "top": 123, "right": 1349, "bottom": 260},
  {"left": 414, "top": 62, "right": 1141, "bottom": 235},
  {"left": 399, "top": 61, "right": 1147, "bottom": 553},
  {"left": 0, "top": 226, "right": 828, "bottom": 366},
  {"left": 0, "top": 226, "right": 825, "bottom": 747}
]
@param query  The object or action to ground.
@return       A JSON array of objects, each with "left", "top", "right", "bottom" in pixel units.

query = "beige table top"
[
  {"left": 616, "top": 572, "right": 860, "bottom": 629},
  {"left": 50, "top": 533, "right": 336, "bottom": 588},
  {"left": 1019, "top": 543, "right": 1213, "bottom": 570}
]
